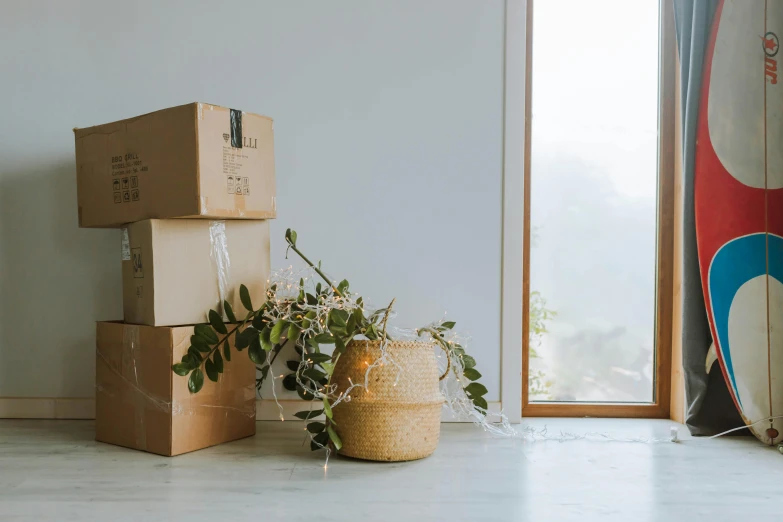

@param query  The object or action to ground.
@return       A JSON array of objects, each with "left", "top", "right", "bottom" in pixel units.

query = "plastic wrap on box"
[
  {"left": 208, "top": 220, "right": 231, "bottom": 314},
  {"left": 121, "top": 219, "right": 270, "bottom": 326},
  {"left": 95, "top": 321, "right": 256, "bottom": 456}
]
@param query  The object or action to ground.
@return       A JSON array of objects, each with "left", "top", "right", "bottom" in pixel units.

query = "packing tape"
[
  {"left": 96, "top": 327, "right": 172, "bottom": 451},
  {"left": 96, "top": 329, "right": 256, "bottom": 452},
  {"left": 121, "top": 228, "right": 131, "bottom": 261},
  {"left": 208, "top": 221, "right": 231, "bottom": 316},
  {"left": 199, "top": 196, "right": 259, "bottom": 219},
  {"left": 122, "top": 325, "right": 147, "bottom": 449},
  {"left": 171, "top": 382, "right": 256, "bottom": 419}
]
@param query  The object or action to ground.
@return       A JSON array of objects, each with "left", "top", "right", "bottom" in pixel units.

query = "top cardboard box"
[{"left": 74, "top": 102, "right": 276, "bottom": 228}]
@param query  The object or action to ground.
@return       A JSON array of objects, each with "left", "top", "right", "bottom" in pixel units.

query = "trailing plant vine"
[{"left": 172, "top": 229, "right": 491, "bottom": 453}]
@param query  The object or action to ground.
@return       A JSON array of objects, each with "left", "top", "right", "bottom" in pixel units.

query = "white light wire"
[{"left": 263, "top": 267, "right": 783, "bottom": 457}]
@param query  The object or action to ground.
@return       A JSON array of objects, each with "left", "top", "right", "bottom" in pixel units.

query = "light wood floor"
[{"left": 0, "top": 418, "right": 779, "bottom": 521}]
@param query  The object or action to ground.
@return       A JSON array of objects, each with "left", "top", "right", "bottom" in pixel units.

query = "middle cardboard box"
[{"left": 123, "top": 219, "right": 270, "bottom": 327}]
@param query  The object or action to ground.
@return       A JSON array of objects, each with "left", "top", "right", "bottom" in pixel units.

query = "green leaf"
[
  {"left": 191, "top": 335, "right": 212, "bottom": 353},
  {"left": 465, "top": 382, "right": 488, "bottom": 397},
  {"left": 346, "top": 315, "right": 356, "bottom": 336},
  {"left": 294, "top": 409, "right": 323, "bottom": 420},
  {"left": 305, "top": 353, "right": 332, "bottom": 364},
  {"left": 260, "top": 327, "right": 273, "bottom": 352},
  {"left": 328, "top": 309, "right": 349, "bottom": 328},
  {"left": 337, "top": 279, "right": 350, "bottom": 295},
  {"left": 188, "top": 368, "right": 204, "bottom": 393},
  {"left": 313, "top": 333, "right": 335, "bottom": 344},
  {"left": 187, "top": 347, "right": 203, "bottom": 363},
  {"left": 282, "top": 374, "right": 298, "bottom": 391},
  {"left": 453, "top": 345, "right": 466, "bottom": 356},
  {"left": 463, "top": 368, "right": 482, "bottom": 381},
  {"left": 327, "top": 425, "right": 342, "bottom": 450},
  {"left": 205, "top": 359, "right": 219, "bottom": 382},
  {"left": 208, "top": 309, "right": 228, "bottom": 335},
  {"left": 172, "top": 363, "right": 189, "bottom": 376},
  {"left": 248, "top": 339, "right": 266, "bottom": 365},
  {"left": 352, "top": 306, "right": 364, "bottom": 325},
  {"left": 302, "top": 368, "right": 326, "bottom": 382},
  {"left": 181, "top": 353, "right": 198, "bottom": 370},
  {"left": 310, "top": 431, "right": 329, "bottom": 451},
  {"left": 320, "top": 362, "right": 335, "bottom": 377},
  {"left": 239, "top": 284, "right": 253, "bottom": 312},
  {"left": 328, "top": 324, "right": 346, "bottom": 337},
  {"left": 286, "top": 360, "right": 300, "bottom": 372},
  {"left": 306, "top": 422, "right": 325, "bottom": 433},
  {"left": 213, "top": 350, "right": 224, "bottom": 373},
  {"left": 333, "top": 336, "right": 346, "bottom": 355},
  {"left": 285, "top": 228, "right": 297, "bottom": 246},
  {"left": 223, "top": 300, "right": 237, "bottom": 323},
  {"left": 441, "top": 321, "right": 456, "bottom": 330},
  {"left": 302, "top": 310, "right": 316, "bottom": 329},
  {"left": 194, "top": 324, "right": 218, "bottom": 344},
  {"left": 462, "top": 354, "right": 476, "bottom": 370},
  {"left": 252, "top": 314, "right": 267, "bottom": 332},
  {"left": 365, "top": 323, "right": 378, "bottom": 340},
  {"left": 270, "top": 320, "right": 287, "bottom": 345},
  {"left": 296, "top": 385, "right": 314, "bottom": 401},
  {"left": 223, "top": 342, "right": 231, "bottom": 362},
  {"left": 472, "top": 396, "right": 489, "bottom": 411},
  {"left": 288, "top": 323, "right": 301, "bottom": 342},
  {"left": 235, "top": 327, "right": 256, "bottom": 350},
  {"left": 322, "top": 398, "right": 333, "bottom": 419},
  {"left": 316, "top": 283, "right": 322, "bottom": 295}
]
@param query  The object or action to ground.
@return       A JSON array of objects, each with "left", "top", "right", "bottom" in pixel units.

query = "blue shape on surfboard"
[{"left": 708, "top": 233, "right": 783, "bottom": 407}]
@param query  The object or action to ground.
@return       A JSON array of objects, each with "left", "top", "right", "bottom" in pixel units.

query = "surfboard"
[{"left": 695, "top": 0, "right": 783, "bottom": 446}]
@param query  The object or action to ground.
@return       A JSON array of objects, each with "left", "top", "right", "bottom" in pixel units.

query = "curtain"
[{"left": 672, "top": 0, "right": 744, "bottom": 435}]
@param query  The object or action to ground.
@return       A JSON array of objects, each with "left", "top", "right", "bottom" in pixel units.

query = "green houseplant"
[{"left": 172, "top": 229, "right": 490, "bottom": 453}]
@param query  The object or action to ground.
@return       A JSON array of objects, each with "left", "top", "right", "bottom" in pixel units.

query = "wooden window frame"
[{"left": 521, "top": 0, "right": 677, "bottom": 419}]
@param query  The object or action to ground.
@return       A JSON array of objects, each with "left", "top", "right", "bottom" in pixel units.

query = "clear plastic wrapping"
[
  {"left": 95, "top": 322, "right": 256, "bottom": 455},
  {"left": 208, "top": 220, "right": 232, "bottom": 317}
]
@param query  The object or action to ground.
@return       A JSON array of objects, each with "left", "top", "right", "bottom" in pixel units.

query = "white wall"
[{"left": 0, "top": 1, "right": 505, "bottom": 401}]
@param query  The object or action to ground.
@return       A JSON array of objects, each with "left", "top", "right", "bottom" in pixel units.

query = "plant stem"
[
  {"left": 256, "top": 341, "right": 286, "bottom": 392},
  {"left": 288, "top": 243, "right": 341, "bottom": 297}
]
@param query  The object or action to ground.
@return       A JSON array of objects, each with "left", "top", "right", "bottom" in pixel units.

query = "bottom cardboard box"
[{"left": 95, "top": 321, "right": 256, "bottom": 456}]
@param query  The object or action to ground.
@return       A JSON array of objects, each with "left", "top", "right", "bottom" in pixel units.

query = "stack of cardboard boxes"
[{"left": 74, "top": 103, "right": 275, "bottom": 456}]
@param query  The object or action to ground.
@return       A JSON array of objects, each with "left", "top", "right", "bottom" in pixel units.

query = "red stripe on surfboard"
[{"left": 695, "top": 0, "right": 750, "bottom": 418}]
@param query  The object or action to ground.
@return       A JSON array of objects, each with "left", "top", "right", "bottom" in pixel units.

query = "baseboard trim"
[
  {"left": 0, "top": 398, "right": 95, "bottom": 419},
  {"left": 0, "top": 397, "right": 501, "bottom": 423}
]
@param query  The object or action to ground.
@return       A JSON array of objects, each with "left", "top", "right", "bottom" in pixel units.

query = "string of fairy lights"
[{"left": 259, "top": 266, "right": 781, "bottom": 465}]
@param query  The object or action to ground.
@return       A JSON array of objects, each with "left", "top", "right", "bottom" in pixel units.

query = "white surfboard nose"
[{"left": 708, "top": 0, "right": 783, "bottom": 190}]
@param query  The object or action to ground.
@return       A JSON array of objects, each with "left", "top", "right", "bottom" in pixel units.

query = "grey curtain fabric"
[{"left": 672, "top": 0, "right": 744, "bottom": 435}]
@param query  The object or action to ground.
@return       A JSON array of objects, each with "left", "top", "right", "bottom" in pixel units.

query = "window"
[{"left": 522, "top": 0, "right": 675, "bottom": 417}]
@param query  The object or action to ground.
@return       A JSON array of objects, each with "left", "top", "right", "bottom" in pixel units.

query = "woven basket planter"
[{"left": 331, "top": 340, "right": 444, "bottom": 462}]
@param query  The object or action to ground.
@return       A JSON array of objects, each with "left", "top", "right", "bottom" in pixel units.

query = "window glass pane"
[{"left": 529, "top": 0, "right": 660, "bottom": 403}]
